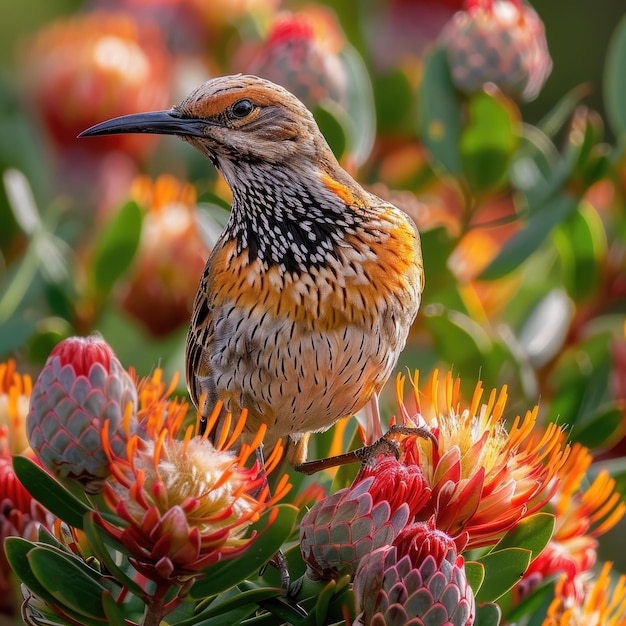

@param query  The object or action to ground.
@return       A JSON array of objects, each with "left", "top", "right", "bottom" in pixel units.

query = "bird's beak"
[{"left": 78, "top": 109, "right": 216, "bottom": 139}]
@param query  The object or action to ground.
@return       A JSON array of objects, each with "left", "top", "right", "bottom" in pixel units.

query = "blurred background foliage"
[{"left": 0, "top": 0, "right": 625, "bottom": 584}]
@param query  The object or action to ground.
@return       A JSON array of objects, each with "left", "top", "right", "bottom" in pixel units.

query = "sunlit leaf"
[
  {"left": 475, "top": 548, "right": 531, "bottom": 603},
  {"left": 460, "top": 89, "right": 520, "bottom": 192},
  {"left": 416, "top": 46, "right": 463, "bottom": 176},
  {"left": 90, "top": 199, "right": 142, "bottom": 295},
  {"left": 494, "top": 513, "right": 555, "bottom": 562},
  {"left": 465, "top": 560, "right": 486, "bottom": 594}
]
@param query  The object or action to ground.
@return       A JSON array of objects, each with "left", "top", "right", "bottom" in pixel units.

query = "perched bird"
[{"left": 80, "top": 74, "right": 424, "bottom": 469}]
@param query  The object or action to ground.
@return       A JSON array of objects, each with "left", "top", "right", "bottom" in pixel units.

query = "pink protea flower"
[
  {"left": 441, "top": 0, "right": 552, "bottom": 101},
  {"left": 26, "top": 335, "right": 138, "bottom": 494},
  {"left": 96, "top": 376, "right": 290, "bottom": 583},
  {"left": 247, "top": 7, "right": 349, "bottom": 111},
  {"left": 353, "top": 519, "right": 475, "bottom": 626},
  {"left": 299, "top": 470, "right": 411, "bottom": 581},
  {"left": 395, "top": 370, "right": 570, "bottom": 549}
]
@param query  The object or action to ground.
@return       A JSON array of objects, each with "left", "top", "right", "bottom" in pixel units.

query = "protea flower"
[
  {"left": 96, "top": 374, "right": 290, "bottom": 583},
  {"left": 353, "top": 519, "right": 475, "bottom": 626},
  {"left": 0, "top": 361, "right": 54, "bottom": 617},
  {"left": 299, "top": 471, "right": 411, "bottom": 581},
  {"left": 441, "top": 0, "right": 552, "bottom": 101},
  {"left": 24, "top": 11, "right": 171, "bottom": 156},
  {"left": 247, "top": 7, "right": 348, "bottom": 111},
  {"left": 517, "top": 441, "right": 626, "bottom": 604},
  {"left": 26, "top": 335, "right": 138, "bottom": 494},
  {"left": 544, "top": 562, "right": 626, "bottom": 626},
  {"left": 395, "top": 369, "right": 570, "bottom": 549},
  {"left": 117, "top": 175, "right": 211, "bottom": 336}
]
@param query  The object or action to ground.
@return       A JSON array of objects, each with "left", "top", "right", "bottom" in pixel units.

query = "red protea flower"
[
  {"left": 247, "top": 7, "right": 349, "bottom": 111},
  {"left": 117, "top": 175, "right": 211, "bottom": 336},
  {"left": 395, "top": 369, "right": 570, "bottom": 549},
  {"left": 26, "top": 335, "right": 138, "bottom": 494},
  {"left": 441, "top": 0, "right": 552, "bottom": 101},
  {"left": 353, "top": 519, "right": 475, "bottom": 626},
  {"left": 96, "top": 375, "right": 290, "bottom": 583},
  {"left": 0, "top": 362, "right": 54, "bottom": 616},
  {"left": 299, "top": 470, "right": 411, "bottom": 581},
  {"left": 517, "top": 442, "right": 626, "bottom": 604},
  {"left": 24, "top": 11, "right": 171, "bottom": 156},
  {"left": 544, "top": 562, "right": 626, "bottom": 626}
]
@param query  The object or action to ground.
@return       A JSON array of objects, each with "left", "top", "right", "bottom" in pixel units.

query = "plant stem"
[{"left": 141, "top": 582, "right": 171, "bottom": 626}]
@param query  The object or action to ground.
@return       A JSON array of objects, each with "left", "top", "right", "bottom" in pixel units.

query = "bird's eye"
[{"left": 231, "top": 99, "right": 254, "bottom": 118}]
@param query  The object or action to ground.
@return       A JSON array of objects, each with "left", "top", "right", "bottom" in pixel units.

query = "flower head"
[
  {"left": 395, "top": 369, "right": 570, "bottom": 549},
  {"left": 26, "top": 335, "right": 138, "bottom": 494},
  {"left": 117, "top": 175, "right": 211, "bottom": 336},
  {"left": 353, "top": 519, "right": 475, "bottom": 626},
  {"left": 544, "top": 562, "right": 626, "bottom": 626},
  {"left": 441, "top": 0, "right": 552, "bottom": 101},
  {"left": 98, "top": 373, "right": 289, "bottom": 582}
]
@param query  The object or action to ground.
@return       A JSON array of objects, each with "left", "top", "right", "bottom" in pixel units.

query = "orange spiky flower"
[
  {"left": 97, "top": 369, "right": 290, "bottom": 583},
  {"left": 395, "top": 369, "right": 571, "bottom": 549}
]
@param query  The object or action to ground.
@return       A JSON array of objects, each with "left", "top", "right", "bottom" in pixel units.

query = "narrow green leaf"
[
  {"left": 12, "top": 455, "right": 92, "bottom": 528},
  {"left": 479, "top": 194, "right": 578, "bottom": 280},
  {"left": 82, "top": 512, "right": 146, "bottom": 598},
  {"left": 101, "top": 590, "right": 128, "bottom": 626},
  {"left": 503, "top": 579, "right": 555, "bottom": 623},
  {"left": 475, "top": 548, "right": 532, "bottom": 603},
  {"left": 475, "top": 602, "right": 502, "bottom": 626},
  {"left": 604, "top": 14, "right": 626, "bottom": 136},
  {"left": 417, "top": 46, "right": 463, "bottom": 176},
  {"left": 90, "top": 199, "right": 142, "bottom": 295},
  {"left": 188, "top": 505, "right": 298, "bottom": 600},
  {"left": 573, "top": 403, "right": 625, "bottom": 448},
  {"left": 460, "top": 90, "right": 520, "bottom": 192},
  {"left": 494, "top": 513, "right": 555, "bottom": 561},
  {"left": 27, "top": 546, "right": 108, "bottom": 620}
]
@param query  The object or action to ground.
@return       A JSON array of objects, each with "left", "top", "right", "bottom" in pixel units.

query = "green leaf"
[
  {"left": 464, "top": 560, "right": 485, "bottom": 595},
  {"left": 494, "top": 513, "right": 555, "bottom": 562},
  {"left": 12, "top": 455, "right": 92, "bottom": 528},
  {"left": 573, "top": 403, "right": 625, "bottom": 448},
  {"left": 475, "top": 548, "right": 532, "bottom": 603},
  {"left": 82, "top": 512, "right": 146, "bottom": 598},
  {"left": 479, "top": 193, "right": 578, "bottom": 280},
  {"left": 604, "top": 13, "right": 626, "bottom": 136},
  {"left": 374, "top": 68, "right": 414, "bottom": 133},
  {"left": 475, "top": 602, "right": 502, "bottom": 626},
  {"left": 503, "top": 579, "right": 555, "bottom": 624},
  {"left": 101, "top": 590, "right": 128, "bottom": 626},
  {"left": 4, "top": 537, "right": 58, "bottom": 604},
  {"left": 554, "top": 202, "right": 607, "bottom": 301},
  {"left": 90, "top": 199, "right": 142, "bottom": 295},
  {"left": 188, "top": 505, "right": 298, "bottom": 600},
  {"left": 416, "top": 46, "right": 463, "bottom": 176},
  {"left": 27, "top": 546, "right": 109, "bottom": 620},
  {"left": 313, "top": 104, "right": 347, "bottom": 161},
  {"left": 460, "top": 89, "right": 520, "bottom": 193}
]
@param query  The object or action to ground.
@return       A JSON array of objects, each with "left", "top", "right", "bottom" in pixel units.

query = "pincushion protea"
[
  {"left": 353, "top": 519, "right": 475, "bottom": 626},
  {"left": 395, "top": 370, "right": 570, "bottom": 549},
  {"left": 26, "top": 335, "right": 138, "bottom": 494},
  {"left": 97, "top": 378, "right": 290, "bottom": 584},
  {"left": 441, "top": 0, "right": 552, "bottom": 101}
]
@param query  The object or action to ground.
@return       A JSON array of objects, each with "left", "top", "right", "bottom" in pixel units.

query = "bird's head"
[{"left": 79, "top": 74, "right": 329, "bottom": 170}]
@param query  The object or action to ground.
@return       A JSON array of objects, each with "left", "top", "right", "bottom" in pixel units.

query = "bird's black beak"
[{"left": 78, "top": 109, "right": 216, "bottom": 139}]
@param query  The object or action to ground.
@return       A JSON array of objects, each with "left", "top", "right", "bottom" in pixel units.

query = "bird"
[{"left": 79, "top": 74, "right": 425, "bottom": 471}]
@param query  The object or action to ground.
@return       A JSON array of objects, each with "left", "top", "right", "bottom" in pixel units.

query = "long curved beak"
[{"left": 78, "top": 109, "right": 216, "bottom": 139}]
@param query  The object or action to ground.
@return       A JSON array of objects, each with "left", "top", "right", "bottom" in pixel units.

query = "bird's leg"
[
  {"left": 294, "top": 424, "right": 437, "bottom": 475},
  {"left": 255, "top": 444, "right": 291, "bottom": 595}
]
